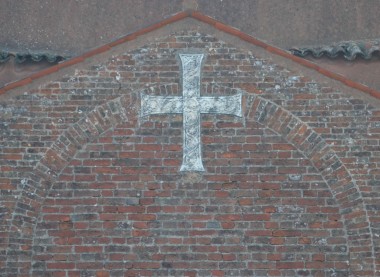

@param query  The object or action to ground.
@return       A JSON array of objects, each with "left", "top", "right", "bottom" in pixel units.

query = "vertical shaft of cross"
[{"left": 179, "top": 54, "right": 205, "bottom": 171}]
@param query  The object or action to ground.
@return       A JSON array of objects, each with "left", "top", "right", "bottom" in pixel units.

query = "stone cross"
[{"left": 140, "top": 53, "right": 242, "bottom": 172}]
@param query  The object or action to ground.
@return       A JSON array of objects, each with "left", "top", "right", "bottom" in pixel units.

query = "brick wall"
[{"left": 1, "top": 31, "right": 379, "bottom": 276}]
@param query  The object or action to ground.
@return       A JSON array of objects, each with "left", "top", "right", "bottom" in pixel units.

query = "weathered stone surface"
[{"left": 141, "top": 53, "right": 242, "bottom": 171}]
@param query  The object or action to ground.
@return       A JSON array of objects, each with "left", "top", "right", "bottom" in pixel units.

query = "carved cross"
[{"left": 140, "top": 53, "right": 242, "bottom": 172}]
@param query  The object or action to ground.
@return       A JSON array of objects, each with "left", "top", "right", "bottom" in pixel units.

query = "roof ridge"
[{"left": 1, "top": 10, "right": 380, "bottom": 100}]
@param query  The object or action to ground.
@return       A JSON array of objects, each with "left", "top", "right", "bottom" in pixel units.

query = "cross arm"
[
  {"left": 140, "top": 93, "right": 183, "bottom": 117},
  {"left": 199, "top": 92, "right": 242, "bottom": 117}
]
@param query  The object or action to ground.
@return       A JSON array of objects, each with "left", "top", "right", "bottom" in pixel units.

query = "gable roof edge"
[{"left": 1, "top": 10, "right": 380, "bottom": 100}]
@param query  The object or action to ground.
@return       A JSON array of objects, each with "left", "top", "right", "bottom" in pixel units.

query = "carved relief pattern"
[
  {"left": 199, "top": 94, "right": 242, "bottom": 116},
  {"left": 180, "top": 54, "right": 204, "bottom": 171},
  {"left": 140, "top": 53, "right": 242, "bottom": 172},
  {"left": 140, "top": 94, "right": 183, "bottom": 116}
]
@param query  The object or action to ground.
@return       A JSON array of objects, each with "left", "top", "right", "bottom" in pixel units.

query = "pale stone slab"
[{"left": 140, "top": 53, "right": 242, "bottom": 172}]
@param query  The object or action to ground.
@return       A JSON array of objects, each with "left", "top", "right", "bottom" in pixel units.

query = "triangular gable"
[
  {"left": 1, "top": 10, "right": 380, "bottom": 101},
  {"left": 1, "top": 10, "right": 379, "bottom": 277}
]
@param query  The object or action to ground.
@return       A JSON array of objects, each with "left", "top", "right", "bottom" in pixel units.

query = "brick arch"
[
  {"left": 246, "top": 94, "right": 375, "bottom": 276},
  {"left": 4, "top": 91, "right": 139, "bottom": 276},
  {"left": 4, "top": 90, "right": 375, "bottom": 276}
]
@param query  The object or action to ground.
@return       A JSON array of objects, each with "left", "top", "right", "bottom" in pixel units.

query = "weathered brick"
[{"left": 1, "top": 30, "right": 377, "bottom": 277}]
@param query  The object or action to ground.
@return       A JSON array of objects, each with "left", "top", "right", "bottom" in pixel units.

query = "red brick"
[
  {"left": 47, "top": 262, "right": 75, "bottom": 269},
  {"left": 221, "top": 222, "right": 235, "bottom": 229},
  {"left": 75, "top": 246, "right": 103, "bottom": 253},
  {"left": 312, "top": 254, "right": 325, "bottom": 262},
  {"left": 211, "top": 270, "right": 224, "bottom": 276},
  {"left": 215, "top": 214, "right": 242, "bottom": 221},
  {"left": 135, "top": 144, "right": 162, "bottom": 151},
  {"left": 96, "top": 271, "right": 110, "bottom": 277},
  {"left": 242, "top": 214, "right": 271, "bottom": 221},
  {"left": 99, "top": 213, "right": 125, "bottom": 221},
  {"left": 272, "top": 230, "right": 301, "bottom": 237},
  {"left": 128, "top": 214, "right": 156, "bottom": 221},
  {"left": 299, "top": 237, "right": 312, "bottom": 244},
  {"left": 132, "top": 230, "right": 152, "bottom": 237},
  {"left": 276, "top": 262, "right": 304, "bottom": 269},
  {"left": 238, "top": 198, "right": 253, "bottom": 205},
  {"left": 323, "top": 221, "right": 343, "bottom": 228},
  {"left": 132, "top": 262, "right": 160, "bottom": 269},
  {"left": 267, "top": 254, "right": 282, "bottom": 261},
  {"left": 270, "top": 238, "right": 284, "bottom": 245},
  {"left": 2, "top": 26, "right": 375, "bottom": 277}
]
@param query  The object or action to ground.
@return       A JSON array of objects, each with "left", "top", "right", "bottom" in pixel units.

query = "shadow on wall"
[{"left": 0, "top": 59, "right": 56, "bottom": 88}]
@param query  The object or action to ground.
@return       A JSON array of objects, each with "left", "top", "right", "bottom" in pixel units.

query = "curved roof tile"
[
  {"left": 0, "top": 51, "right": 70, "bottom": 63},
  {"left": 290, "top": 39, "right": 380, "bottom": 60}
]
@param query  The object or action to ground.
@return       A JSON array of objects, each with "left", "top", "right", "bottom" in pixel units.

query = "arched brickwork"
[
  {"left": 3, "top": 91, "right": 138, "bottom": 277},
  {"left": 3, "top": 89, "right": 376, "bottom": 276},
  {"left": 247, "top": 95, "right": 375, "bottom": 276}
]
